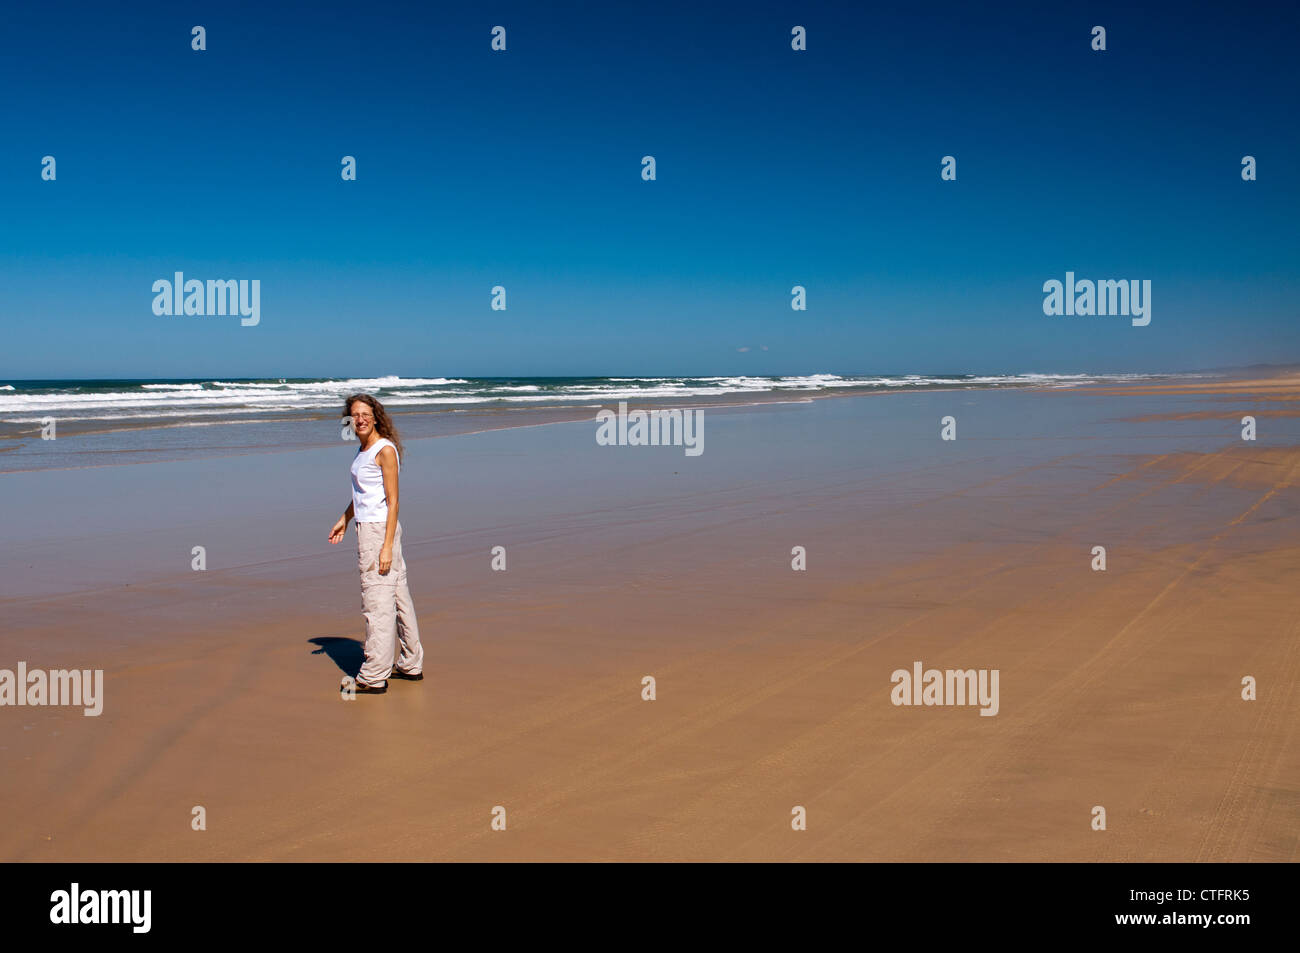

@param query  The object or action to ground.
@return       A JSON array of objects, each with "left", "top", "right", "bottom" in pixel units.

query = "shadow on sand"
[{"left": 309, "top": 637, "right": 364, "bottom": 678}]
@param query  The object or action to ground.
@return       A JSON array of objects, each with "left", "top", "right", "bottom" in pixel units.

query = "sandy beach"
[{"left": 1, "top": 373, "right": 1296, "bottom": 862}]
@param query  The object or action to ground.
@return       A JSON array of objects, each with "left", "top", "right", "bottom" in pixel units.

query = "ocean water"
[
  {"left": 0, "top": 373, "right": 1184, "bottom": 472},
  {"left": 0, "top": 384, "right": 1270, "bottom": 603}
]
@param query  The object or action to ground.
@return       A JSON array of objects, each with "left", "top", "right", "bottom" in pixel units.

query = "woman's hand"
[
  {"left": 328, "top": 517, "right": 348, "bottom": 544},
  {"left": 378, "top": 543, "right": 393, "bottom": 574}
]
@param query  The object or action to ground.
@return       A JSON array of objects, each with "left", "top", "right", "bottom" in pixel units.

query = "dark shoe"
[
  {"left": 389, "top": 669, "right": 423, "bottom": 681},
  {"left": 344, "top": 679, "right": 387, "bottom": 694}
]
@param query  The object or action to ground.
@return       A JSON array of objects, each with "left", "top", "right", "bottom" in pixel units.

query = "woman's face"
[{"left": 349, "top": 401, "right": 376, "bottom": 440}]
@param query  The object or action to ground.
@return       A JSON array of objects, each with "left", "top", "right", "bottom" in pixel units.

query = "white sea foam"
[{"left": 0, "top": 373, "right": 1170, "bottom": 423}]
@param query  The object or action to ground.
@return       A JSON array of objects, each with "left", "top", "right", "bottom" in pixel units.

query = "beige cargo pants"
[{"left": 355, "top": 520, "right": 424, "bottom": 686}]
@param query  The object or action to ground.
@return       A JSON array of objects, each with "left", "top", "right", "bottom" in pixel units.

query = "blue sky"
[{"left": 1, "top": 0, "right": 1296, "bottom": 379}]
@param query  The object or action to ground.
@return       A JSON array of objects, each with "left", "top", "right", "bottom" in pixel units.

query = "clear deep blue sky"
[{"left": 1, "top": 0, "right": 1296, "bottom": 379}]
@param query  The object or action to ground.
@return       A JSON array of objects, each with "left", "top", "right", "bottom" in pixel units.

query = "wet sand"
[{"left": 1, "top": 375, "right": 1296, "bottom": 861}]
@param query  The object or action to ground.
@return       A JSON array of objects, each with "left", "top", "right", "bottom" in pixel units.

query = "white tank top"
[{"left": 350, "top": 437, "right": 398, "bottom": 523}]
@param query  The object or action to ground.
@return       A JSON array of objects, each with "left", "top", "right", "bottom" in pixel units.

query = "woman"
[{"left": 328, "top": 393, "right": 424, "bottom": 694}]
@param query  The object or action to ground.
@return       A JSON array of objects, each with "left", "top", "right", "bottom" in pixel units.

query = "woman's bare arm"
[
  {"left": 329, "top": 501, "right": 355, "bottom": 544},
  {"left": 377, "top": 446, "right": 399, "bottom": 573}
]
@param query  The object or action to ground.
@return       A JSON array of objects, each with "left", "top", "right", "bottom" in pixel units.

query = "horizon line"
[{"left": 6, "top": 364, "right": 1297, "bottom": 384}]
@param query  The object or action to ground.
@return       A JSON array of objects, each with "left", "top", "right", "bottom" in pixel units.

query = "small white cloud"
[{"left": 736, "top": 346, "right": 750, "bottom": 353}]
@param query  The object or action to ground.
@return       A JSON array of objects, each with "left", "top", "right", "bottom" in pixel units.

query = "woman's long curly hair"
[{"left": 343, "top": 393, "right": 405, "bottom": 462}]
